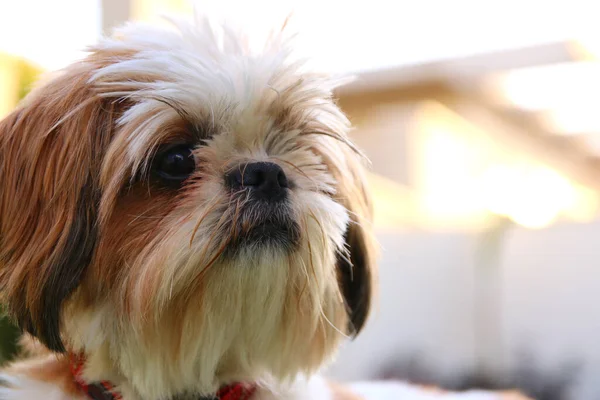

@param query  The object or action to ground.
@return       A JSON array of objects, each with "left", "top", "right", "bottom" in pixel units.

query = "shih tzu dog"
[{"left": 0, "top": 13, "right": 529, "bottom": 400}]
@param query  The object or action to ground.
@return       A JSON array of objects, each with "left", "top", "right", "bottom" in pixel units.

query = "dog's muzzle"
[{"left": 224, "top": 162, "right": 300, "bottom": 252}]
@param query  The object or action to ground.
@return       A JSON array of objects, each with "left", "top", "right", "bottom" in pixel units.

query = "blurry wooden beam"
[
  {"left": 337, "top": 42, "right": 581, "bottom": 98},
  {"left": 339, "top": 80, "right": 451, "bottom": 106},
  {"left": 448, "top": 92, "right": 600, "bottom": 191},
  {"left": 335, "top": 39, "right": 600, "bottom": 192}
]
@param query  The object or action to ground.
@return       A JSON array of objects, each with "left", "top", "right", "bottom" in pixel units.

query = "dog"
[{"left": 0, "top": 14, "right": 530, "bottom": 400}]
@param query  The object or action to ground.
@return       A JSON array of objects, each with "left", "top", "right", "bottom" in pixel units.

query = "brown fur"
[{"left": 0, "top": 61, "right": 117, "bottom": 351}]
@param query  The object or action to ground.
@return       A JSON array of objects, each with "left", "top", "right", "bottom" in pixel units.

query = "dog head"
[{"left": 0, "top": 16, "right": 376, "bottom": 398}]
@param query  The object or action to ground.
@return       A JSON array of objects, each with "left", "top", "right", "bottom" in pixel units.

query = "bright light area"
[
  {"left": 487, "top": 62, "right": 600, "bottom": 134},
  {"left": 489, "top": 62, "right": 600, "bottom": 112},
  {"left": 0, "top": 0, "right": 597, "bottom": 73},
  {"left": 0, "top": 0, "right": 101, "bottom": 70},
  {"left": 413, "top": 102, "right": 598, "bottom": 230},
  {"left": 368, "top": 173, "right": 416, "bottom": 231},
  {"left": 479, "top": 164, "right": 590, "bottom": 229},
  {"left": 420, "top": 128, "right": 484, "bottom": 219},
  {"left": 204, "top": 0, "right": 597, "bottom": 73}
]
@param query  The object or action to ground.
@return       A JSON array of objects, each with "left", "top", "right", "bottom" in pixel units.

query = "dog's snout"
[{"left": 225, "top": 162, "right": 289, "bottom": 200}]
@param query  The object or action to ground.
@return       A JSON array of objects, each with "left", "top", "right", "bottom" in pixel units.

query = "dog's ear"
[
  {"left": 322, "top": 142, "right": 377, "bottom": 337},
  {"left": 338, "top": 220, "right": 374, "bottom": 336},
  {"left": 337, "top": 162, "right": 377, "bottom": 337},
  {"left": 0, "top": 66, "right": 113, "bottom": 352}
]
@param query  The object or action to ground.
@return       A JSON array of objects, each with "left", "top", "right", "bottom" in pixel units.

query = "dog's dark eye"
[{"left": 154, "top": 144, "right": 196, "bottom": 184}]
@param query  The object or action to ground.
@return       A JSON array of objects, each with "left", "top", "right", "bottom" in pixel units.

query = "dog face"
[{"left": 0, "top": 16, "right": 376, "bottom": 398}]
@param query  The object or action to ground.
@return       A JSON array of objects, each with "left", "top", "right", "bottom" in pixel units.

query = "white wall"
[
  {"left": 325, "top": 222, "right": 600, "bottom": 399},
  {"left": 326, "top": 232, "right": 479, "bottom": 382},
  {"left": 502, "top": 222, "right": 600, "bottom": 399}
]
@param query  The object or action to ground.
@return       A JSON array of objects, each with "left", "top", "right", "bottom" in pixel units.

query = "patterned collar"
[{"left": 69, "top": 354, "right": 256, "bottom": 400}]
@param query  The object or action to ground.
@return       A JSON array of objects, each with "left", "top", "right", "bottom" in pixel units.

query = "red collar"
[{"left": 69, "top": 354, "right": 256, "bottom": 400}]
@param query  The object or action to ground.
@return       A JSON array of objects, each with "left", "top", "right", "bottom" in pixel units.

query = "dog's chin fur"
[{"left": 0, "top": 13, "right": 376, "bottom": 400}]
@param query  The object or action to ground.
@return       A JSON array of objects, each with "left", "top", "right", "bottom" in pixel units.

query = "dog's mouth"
[{"left": 224, "top": 201, "right": 301, "bottom": 254}]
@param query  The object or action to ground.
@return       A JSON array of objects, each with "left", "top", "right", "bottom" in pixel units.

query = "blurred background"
[{"left": 2, "top": 1, "right": 600, "bottom": 399}]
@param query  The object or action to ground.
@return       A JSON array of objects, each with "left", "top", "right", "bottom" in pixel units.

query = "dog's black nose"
[{"left": 225, "top": 162, "right": 289, "bottom": 200}]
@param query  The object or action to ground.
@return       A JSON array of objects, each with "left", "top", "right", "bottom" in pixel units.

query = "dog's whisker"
[
  {"left": 43, "top": 96, "right": 98, "bottom": 138},
  {"left": 307, "top": 209, "right": 327, "bottom": 251},
  {"left": 195, "top": 234, "right": 230, "bottom": 284},
  {"left": 319, "top": 307, "right": 351, "bottom": 340},
  {"left": 184, "top": 205, "right": 234, "bottom": 297},
  {"left": 302, "top": 215, "right": 321, "bottom": 298},
  {"left": 301, "top": 129, "right": 367, "bottom": 159},
  {"left": 296, "top": 257, "right": 310, "bottom": 311},
  {"left": 127, "top": 206, "right": 165, "bottom": 226},
  {"left": 127, "top": 214, "right": 163, "bottom": 220},
  {"left": 271, "top": 157, "right": 318, "bottom": 191},
  {"left": 189, "top": 195, "right": 222, "bottom": 247}
]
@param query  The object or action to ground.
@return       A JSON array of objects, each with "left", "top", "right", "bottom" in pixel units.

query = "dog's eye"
[{"left": 154, "top": 144, "right": 196, "bottom": 184}]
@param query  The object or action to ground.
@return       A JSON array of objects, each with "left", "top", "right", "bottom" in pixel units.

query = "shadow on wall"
[{"left": 378, "top": 351, "right": 580, "bottom": 400}]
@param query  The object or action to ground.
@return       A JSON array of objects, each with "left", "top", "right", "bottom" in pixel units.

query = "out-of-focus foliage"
[
  {"left": 15, "top": 58, "right": 42, "bottom": 101},
  {"left": 0, "top": 308, "right": 19, "bottom": 364}
]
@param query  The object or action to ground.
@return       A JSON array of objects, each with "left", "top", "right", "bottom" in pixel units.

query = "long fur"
[
  {"left": 0, "top": 14, "right": 375, "bottom": 400},
  {"left": 0, "top": 13, "right": 529, "bottom": 400}
]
